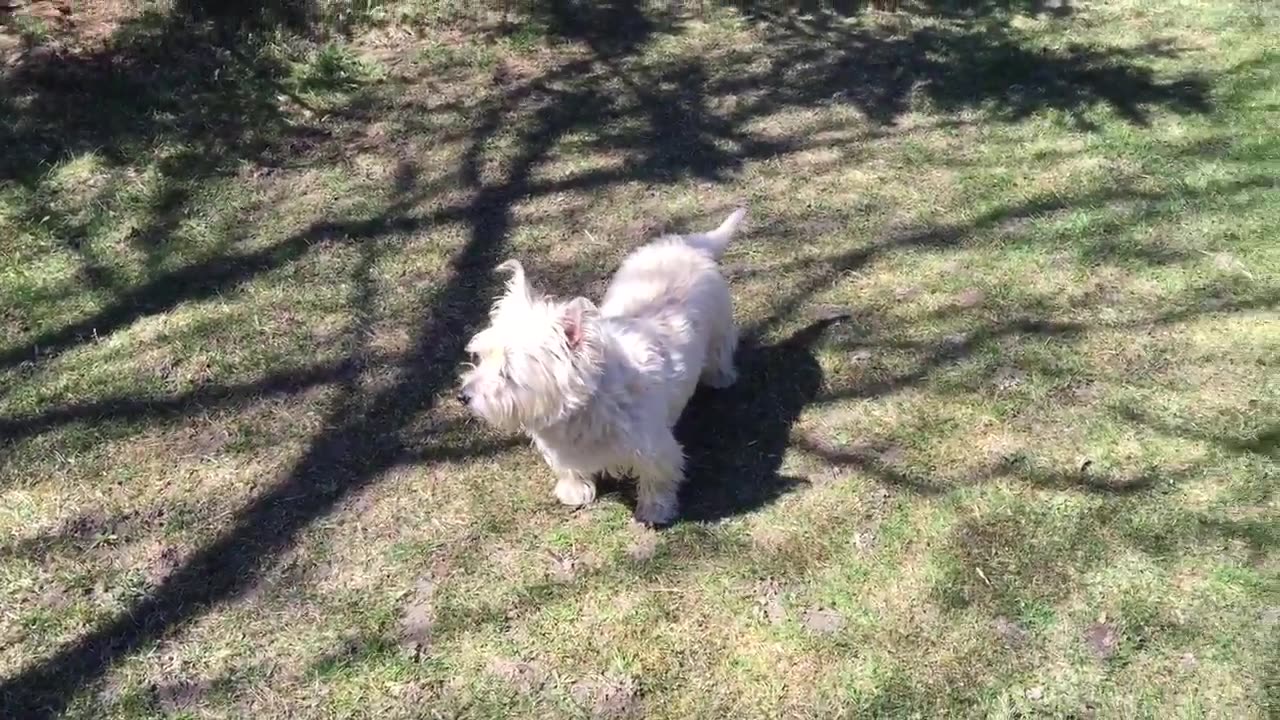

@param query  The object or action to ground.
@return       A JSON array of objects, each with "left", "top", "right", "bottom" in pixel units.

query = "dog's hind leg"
[
  {"left": 700, "top": 322, "right": 738, "bottom": 389},
  {"left": 633, "top": 432, "right": 685, "bottom": 526}
]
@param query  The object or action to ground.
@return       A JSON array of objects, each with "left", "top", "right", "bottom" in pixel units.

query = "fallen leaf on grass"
[
  {"left": 548, "top": 552, "right": 578, "bottom": 583},
  {"left": 547, "top": 549, "right": 602, "bottom": 582},
  {"left": 810, "top": 304, "right": 856, "bottom": 322}
]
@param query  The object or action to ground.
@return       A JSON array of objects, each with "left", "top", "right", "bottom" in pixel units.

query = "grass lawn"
[{"left": 1, "top": 0, "right": 1277, "bottom": 717}]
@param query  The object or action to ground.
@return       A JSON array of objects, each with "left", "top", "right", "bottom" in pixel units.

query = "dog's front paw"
[
  {"left": 554, "top": 477, "right": 597, "bottom": 507},
  {"left": 634, "top": 495, "right": 679, "bottom": 527}
]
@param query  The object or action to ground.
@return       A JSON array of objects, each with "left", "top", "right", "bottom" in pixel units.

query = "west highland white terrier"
[{"left": 457, "top": 208, "right": 747, "bottom": 525}]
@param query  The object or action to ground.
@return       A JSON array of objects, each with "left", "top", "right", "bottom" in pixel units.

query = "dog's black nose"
[{"left": 456, "top": 391, "right": 470, "bottom": 405}]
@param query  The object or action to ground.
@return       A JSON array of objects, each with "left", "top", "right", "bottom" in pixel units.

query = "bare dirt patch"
[
  {"left": 756, "top": 579, "right": 787, "bottom": 625},
  {"left": 800, "top": 607, "right": 845, "bottom": 635},
  {"left": 153, "top": 677, "right": 213, "bottom": 715},
  {"left": 992, "top": 615, "right": 1030, "bottom": 648},
  {"left": 488, "top": 658, "right": 546, "bottom": 695},
  {"left": 992, "top": 366, "right": 1027, "bottom": 392},
  {"left": 952, "top": 288, "right": 986, "bottom": 309},
  {"left": 143, "top": 542, "right": 182, "bottom": 587},
  {"left": 1083, "top": 621, "right": 1119, "bottom": 660},
  {"left": 624, "top": 529, "right": 659, "bottom": 562},
  {"left": 547, "top": 550, "right": 602, "bottom": 583},
  {"left": 571, "top": 673, "right": 641, "bottom": 719},
  {"left": 396, "top": 576, "right": 438, "bottom": 660}
]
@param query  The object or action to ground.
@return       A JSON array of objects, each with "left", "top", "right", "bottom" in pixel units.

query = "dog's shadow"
[{"left": 600, "top": 318, "right": 839, "bottom": 524}]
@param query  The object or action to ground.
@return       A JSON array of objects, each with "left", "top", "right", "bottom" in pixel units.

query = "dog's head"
[{"left": 457, "top": 260, "right": 602, "bottom": 432}]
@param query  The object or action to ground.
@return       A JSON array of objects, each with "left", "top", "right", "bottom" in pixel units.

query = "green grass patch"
[{"left": 1, "top": 0, "right": 1277, "bottom": 718}]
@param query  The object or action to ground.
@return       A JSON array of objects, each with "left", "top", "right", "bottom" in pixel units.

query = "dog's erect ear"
[
  {"left": 561, "top": 297, "right": 597, "bottom": 350},
  {"left": 496, "top": 259, "right": 533, "bottom": 307}
]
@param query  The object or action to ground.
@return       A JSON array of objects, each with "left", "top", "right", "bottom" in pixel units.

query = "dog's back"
[{"left": 599, "top": 208, "right": 745, "bottom": 321}]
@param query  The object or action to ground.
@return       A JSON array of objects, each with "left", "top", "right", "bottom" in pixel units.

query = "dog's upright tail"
[{"left": 683, "top": 207, "right": 746, "bottom": 260}]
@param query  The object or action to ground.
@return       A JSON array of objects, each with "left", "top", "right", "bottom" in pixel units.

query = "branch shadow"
[
  {"left": 532, "top": 0, "right": 677, "bottom": 59},
  {"left": 728, "top": 6, "right": 1209, "bottom": 128},
  {"left": 0, "top": 1, "right": 1234, "bottom": 715},
  {"left": 1118, "top": 406, "right": 1280, "bottom": 461},
  {"left": 1, "top": 0, "right": 1215, "bottom": 373},
  {"left": 0, "top": 8, "right": 358, "bottom": 371},
  {"left": 736, "top": 0, "right": 1072, "bottom": 16},
  {"left": 929, "top": 460, "right": 1268, "bottom": 627},
  {"left": 0, "top": 359, "right": 351, "bottom": 448},
  {"left": 0, "top": 3, "right": 667, "bottom": 716}
]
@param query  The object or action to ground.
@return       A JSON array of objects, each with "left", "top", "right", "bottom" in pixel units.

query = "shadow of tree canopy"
[
  {"left": 145, "top": 0, "right": 1077, "bottom": 37},
  {"left": 728, "top": 7, "right": 1209, "bottom": 127},
  {"left": 533, "top": 0, "right": 679, "bottom": 57},
  {"left": 0, "top": 0, "right": 1222, "bottom": 716},
  {"left": 1, "top": 11, "right": 298, "bottom": 184},
  {"left": 735, "top": 0, "right": 1074, "bottom": 19},
  {"left": 168, "top": 0, "right": 317, "bottom": 32},
  {"left": 0, "top": 0, "right": 1212, "bottom": 369}
]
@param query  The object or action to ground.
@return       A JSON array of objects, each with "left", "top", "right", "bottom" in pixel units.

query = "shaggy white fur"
[{"left": 458, "top": 207, "right": 747, "bottom": 525}]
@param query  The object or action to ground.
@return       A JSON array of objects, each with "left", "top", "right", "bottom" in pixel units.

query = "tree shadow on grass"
[
  {"left": 0, "top": 1, "right": 1215, "bottom": 373},
  {"left": 0, "top": 7, "right": 372, "bottom": 371},
  {"left": 0, "top": 1, "right": 1229, "bottom": 716},
  {"left": 728, "top": 6, "right": 1209, "bottom": 128},
  {"left": 1118, "top": 406, "right": 1280, "bottom": 461},
  {"left": 735, "top": 0, "right": 1072, "bottom": 16},
  {"left": 0, "top": 4, "right": 670, "bottom": 717},
  {"left": 532, "top": 0, "right": 677, "bottom": 59},
  {"left": 1, "top": 10, "right": 298, "bottom": 183},
  {"left": 929, "top": 471, "right": 1276, "bottom": 647}
]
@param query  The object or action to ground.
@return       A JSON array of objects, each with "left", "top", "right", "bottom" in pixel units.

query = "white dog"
[{"left": 457, "top": 208, "right": 746, "bottom": 525}]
